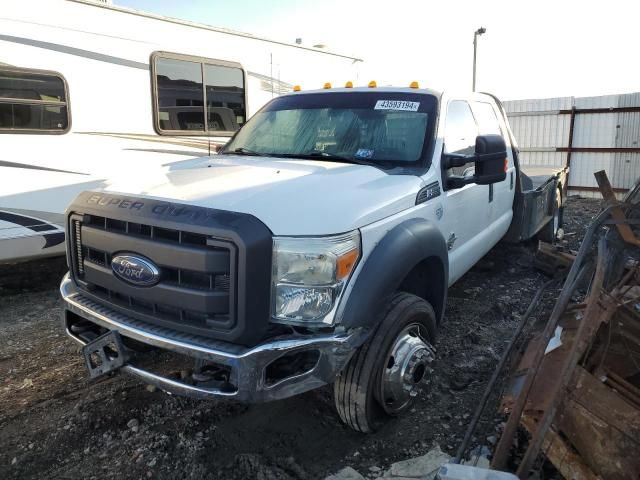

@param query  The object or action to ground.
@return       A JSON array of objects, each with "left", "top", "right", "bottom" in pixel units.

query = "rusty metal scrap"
[
  {"left": 494, "top": 171, "right": 640, "bottom": 479},
  {"left": 595, "top": 170, "right": 640, "bottom": 247}
]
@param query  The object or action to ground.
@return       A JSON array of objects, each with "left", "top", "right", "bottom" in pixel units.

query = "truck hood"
[{"left": 104, "top": 155, "right": 423, "bottom": 235}]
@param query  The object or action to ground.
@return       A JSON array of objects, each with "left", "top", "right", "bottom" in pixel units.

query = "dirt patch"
[{"left": 0, "top": 197, "right": 601, "bottom": 480}]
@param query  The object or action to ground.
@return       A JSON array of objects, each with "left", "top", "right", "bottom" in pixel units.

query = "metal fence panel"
[{"left": 504, "top": 92, "right": 640, "bottom": 197}]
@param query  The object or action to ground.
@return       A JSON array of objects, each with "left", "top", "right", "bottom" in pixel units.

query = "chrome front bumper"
[{"left": 60, "top": 274, "right": 364, "bottom": 402}]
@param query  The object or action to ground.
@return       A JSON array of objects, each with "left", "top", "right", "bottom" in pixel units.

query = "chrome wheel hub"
[{"left": 380, "top": 324, "right": 435, "bottom": 414}]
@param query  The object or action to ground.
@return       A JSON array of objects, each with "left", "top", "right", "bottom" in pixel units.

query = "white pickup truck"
[{"left": 60, "top": 85, "right": 566, "bottom": 432}]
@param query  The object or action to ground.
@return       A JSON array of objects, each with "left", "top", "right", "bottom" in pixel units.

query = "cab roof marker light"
[
  {"left": 345, "top": 81, "right": 353, "bottom": 88},
  {"left": 409, "top": 81, "right": 419, "bottom": 89},
  {"left": 324, "top": 82, "right": 332, "bottom": 89},
  {"left": 368, "top": 80, "right": 377, "bottom": 88},
  {"left": 293, "top": 85, "right": 301, "bottom": 92}
]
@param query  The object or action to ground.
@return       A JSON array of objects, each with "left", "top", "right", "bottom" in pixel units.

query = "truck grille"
[{"left": 70, "top": 214, "right": 237, "bottom": 339}]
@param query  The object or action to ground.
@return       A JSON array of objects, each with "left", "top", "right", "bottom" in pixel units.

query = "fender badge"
[{"left": 447, "top": 233, "right": 457, "bottom": 251}]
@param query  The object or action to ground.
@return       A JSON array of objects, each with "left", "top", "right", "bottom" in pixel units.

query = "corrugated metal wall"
[{"left": 504, "top": 92, "right": 640, "bottom": 198}]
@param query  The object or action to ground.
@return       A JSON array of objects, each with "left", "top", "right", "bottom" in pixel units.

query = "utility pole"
[{"left": 472, "top": 27, "right": 486, "bottom": 92}]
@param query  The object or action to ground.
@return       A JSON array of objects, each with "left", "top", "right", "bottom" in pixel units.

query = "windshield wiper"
[
  {"left": 274, "top": 151, "right": 384, "bottom": 168},
  {"left": 224, "top": 147, "right": 264, "bottom": 156},
  {"left": 304, "top": 151, "right": 353, "bottom": 161}
]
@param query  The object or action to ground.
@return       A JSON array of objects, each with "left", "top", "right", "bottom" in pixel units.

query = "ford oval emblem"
[{"left": 111, "top": 254, "right": 160, "bottom": 287}]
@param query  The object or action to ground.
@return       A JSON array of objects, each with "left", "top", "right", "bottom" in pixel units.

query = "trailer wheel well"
[{"left": 398, "top": 256, "right": 446, "bottom": 323}]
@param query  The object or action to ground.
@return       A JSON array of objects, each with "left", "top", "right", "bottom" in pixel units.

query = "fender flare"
[{"left": 338, "top": 218, "right": 449, "bottom": 329}]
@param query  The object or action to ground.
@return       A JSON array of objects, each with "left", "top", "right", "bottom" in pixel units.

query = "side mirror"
[
  {"left": 444, "top": 134, "right": 507, "bottom": 189},
  {"left": 473, "top": 134, "right": 508, "bottom": 185}
]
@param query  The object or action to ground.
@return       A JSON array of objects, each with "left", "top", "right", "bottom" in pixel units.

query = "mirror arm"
[
  {"left": 443, "top": 153, "right": 475, "bottom": 169},
  {"left": 446, "top": 175, "right": 475, "bottom": 189}
]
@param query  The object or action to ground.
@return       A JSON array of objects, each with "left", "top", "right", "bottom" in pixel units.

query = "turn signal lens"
[
  {"left": 504, "top": 158, "right": 508, "bottom": 172},
  {"left": 337, "top": 248, "right": 359, "bottom": 280}
]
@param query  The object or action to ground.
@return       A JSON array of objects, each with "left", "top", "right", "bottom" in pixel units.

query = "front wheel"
[{"left": 333, "top": 292, "right": 436, "bottom": 433}]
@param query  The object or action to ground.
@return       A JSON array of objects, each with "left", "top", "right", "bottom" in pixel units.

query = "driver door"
[{"left": 441, "top": 100, "right": 491, "bottom": 284}]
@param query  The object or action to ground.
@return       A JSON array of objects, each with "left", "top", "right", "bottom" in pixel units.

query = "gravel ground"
[{"left": 0, "top": 197, "right": 602, "bottom": 480}]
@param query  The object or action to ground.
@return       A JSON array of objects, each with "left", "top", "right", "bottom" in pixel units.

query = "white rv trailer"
[{"left": 0, "top": 0, "right": 362, "bottom": 264}]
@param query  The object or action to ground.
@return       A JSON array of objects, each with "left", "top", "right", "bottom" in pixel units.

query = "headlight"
[{"left": 271, "top": 231, "right": 360, "bottom": 324}]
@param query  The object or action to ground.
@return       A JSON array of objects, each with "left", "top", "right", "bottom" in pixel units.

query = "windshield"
[{"left": 223, "top": 92, "right": 438, "bottom": 167}]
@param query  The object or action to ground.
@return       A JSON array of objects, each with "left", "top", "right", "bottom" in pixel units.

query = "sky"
[{"left": 115, "top": 0, "right": 640, "bottom": 100}]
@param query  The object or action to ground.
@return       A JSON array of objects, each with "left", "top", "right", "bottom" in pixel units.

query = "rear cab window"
[
  {"left": 152, "top": 52, "right": 246, "bottom": 136},
  {"left": 471, "top": 100, "right": 511, "bottom": 171},
  {"left": 470, "top": 101, "right": 503, "bottom": 135},
  {"left": 0, "top": 67, "right": 70, "bottom": 134}
]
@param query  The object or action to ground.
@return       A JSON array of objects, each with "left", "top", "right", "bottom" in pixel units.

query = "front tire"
[{"left": 334, "top": 292, "right": 437, "bottom": 433}]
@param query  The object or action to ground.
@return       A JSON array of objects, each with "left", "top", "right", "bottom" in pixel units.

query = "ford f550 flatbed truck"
[{"left": 61, "top": 85, "right": 566, "bottom": 432}]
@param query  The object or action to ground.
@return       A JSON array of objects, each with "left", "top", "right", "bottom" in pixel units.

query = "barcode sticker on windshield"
[{"left": 374, "top": 100, "right": 420, "bottom": 111}]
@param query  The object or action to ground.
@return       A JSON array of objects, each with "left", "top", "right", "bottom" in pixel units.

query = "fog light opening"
[
  {"left": 192, "top": 362, "right": 235, "bottom": 392},
  {"left": 265, "top": 350, "right": 321, "bottom": 386}
]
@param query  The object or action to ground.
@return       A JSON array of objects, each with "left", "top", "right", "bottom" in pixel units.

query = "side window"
[
  {"left": 471, "top": 101, "right": 503, "bottom": 135},
  {"left": 444, "top": 100, "right": 477, "bottom": 176},
  {"left": 0, "top": 68, "right": 70, "bottom": 133},
  {"left": 153, "top": 53, "right": 245, "bottom": 135}
]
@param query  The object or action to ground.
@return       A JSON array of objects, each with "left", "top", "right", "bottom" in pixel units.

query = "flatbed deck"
[{"left": 521, "top": 166, "right": 567, "bottom": 191}]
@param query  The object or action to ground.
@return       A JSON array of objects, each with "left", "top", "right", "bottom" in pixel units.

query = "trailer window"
[
  {"left": 152, "top": 53, "right": 245, "bottom": 136},
  {"left": 0, "top": 68, "right": 70, "bottom": 134},
  {"left": 205, "top": 64, "right": 245, "bottom": 130},
  {"left": 155, "top": 58, "right": 205, "bottom": 132}
]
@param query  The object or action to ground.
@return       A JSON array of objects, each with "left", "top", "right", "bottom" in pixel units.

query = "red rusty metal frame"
[
  {"left": 558, "top": 147, "right": 640, "bottom": 153},
  {"left": 565, "top": 107, "right": 577, "bottom": 169}
]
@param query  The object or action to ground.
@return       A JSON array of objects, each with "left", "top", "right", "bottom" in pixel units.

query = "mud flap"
[{"left": 82, "top": 330, "right": 129, "bottom": 379}]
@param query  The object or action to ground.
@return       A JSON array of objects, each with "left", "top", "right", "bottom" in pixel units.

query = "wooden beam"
[{"left": 521, "top": 417, "right": 599, "bottom": 480}]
